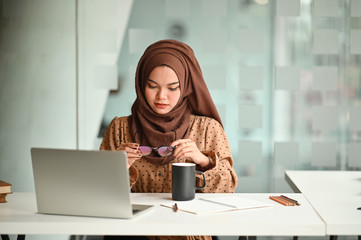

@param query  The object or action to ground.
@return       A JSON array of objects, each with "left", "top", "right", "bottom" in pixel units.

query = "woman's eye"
[
  {"left": 169, "top": 86, "right": 179, "bottom": 91},
  {"left": 147, "top": 84, "right": 157, "bottom": 89}
]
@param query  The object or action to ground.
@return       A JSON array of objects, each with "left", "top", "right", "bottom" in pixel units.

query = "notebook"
[{"left": 31, "top": 148, "right": 154, "bottom": 219}]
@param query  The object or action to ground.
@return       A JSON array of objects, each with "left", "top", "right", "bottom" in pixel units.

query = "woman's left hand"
[{"left": 171, "top": 139, "right": 209, "bottom": 167}]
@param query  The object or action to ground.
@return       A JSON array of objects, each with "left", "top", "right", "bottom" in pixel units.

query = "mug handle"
[{"left": 195, "top": 171, "right": 206, "bottom": 189}]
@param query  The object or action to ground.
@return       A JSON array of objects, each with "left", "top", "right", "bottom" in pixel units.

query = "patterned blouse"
[{"left": 100, "top": 114, "right": 238, "bottom": 240}]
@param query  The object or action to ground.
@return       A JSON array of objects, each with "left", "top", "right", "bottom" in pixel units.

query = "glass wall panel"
[{"left": 100, "top": 0, "right": 361, "bottom": 199}]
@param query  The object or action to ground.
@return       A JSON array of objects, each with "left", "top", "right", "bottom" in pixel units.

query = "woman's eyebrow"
[
  {"left": 147, "top": 79, "right": 179, "bottom": 86},
  {"left": 167, "top": 81, "right": 179, "bottom": 86},
  {"left": 147, "top": 79, "right": 158, "bottom": 84}
]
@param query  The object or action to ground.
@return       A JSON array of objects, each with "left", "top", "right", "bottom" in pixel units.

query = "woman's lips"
[{"left": 155, "top": 103, "right": 168, "bottom": 109}]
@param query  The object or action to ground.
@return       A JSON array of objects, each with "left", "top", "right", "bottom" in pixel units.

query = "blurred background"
[{"left": 1, "top": 0, "right": 361, "bottom": 240}]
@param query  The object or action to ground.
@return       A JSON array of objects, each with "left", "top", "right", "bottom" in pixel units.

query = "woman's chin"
[{"left": 153, "top": 108, "right": 171, "bottom": 115}]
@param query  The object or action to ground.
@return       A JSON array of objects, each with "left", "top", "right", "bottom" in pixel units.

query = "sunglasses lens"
[
  {"left": 158, "top": 146, "right": 174, "bottom": 157},
  {"left": 139, "top": 146, "right": 152, "bottom": 156}
]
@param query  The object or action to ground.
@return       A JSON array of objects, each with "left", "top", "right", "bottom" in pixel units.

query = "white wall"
[
  {"left": 0, "top": 0, "right": 132, "bottom": 239},
  {"left": 0, "top": 0, "right": 133, "bottom": 188},
  {"left": 78, "top": 0, "right": 133, "bottom": 150},
  {"left": 0, "top": 0, "right": 77, "bottom": 192}
]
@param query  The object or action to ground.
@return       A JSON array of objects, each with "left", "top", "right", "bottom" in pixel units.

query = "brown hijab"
[{"left": 129, "top": 39, "right": 222, "bottom": 165}]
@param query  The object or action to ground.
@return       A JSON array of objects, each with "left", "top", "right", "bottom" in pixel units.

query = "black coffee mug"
[{"left": 171, "top": 163, "right": 206, "bottom": 201}]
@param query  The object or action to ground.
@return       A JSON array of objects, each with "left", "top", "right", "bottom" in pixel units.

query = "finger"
[
  {"left": 128, "top": 155, "right": 141, "bottom": 161},
  {"left": 172, "top": 144, "right": 184, "bottom": 156},
  {"left": 171, "top": 139, "right": 189, "bottom": 147},
  {"left": 172, "top": 140, "right": 191, "bottom": 155},
  {"left": 127, "top": 153, "right": 142, "bottom": 166},
  {"left": 174, "top": 145, "right": 193, "bottom": 160},
  {"left": 122, "top": 143, "right": 139, "bottom": 149},
  {"left": 126, "top": 149, "right": 142, "bottom": 159},
  {"left": 124, "top": 146, "right": 141, "bottom": 155},
  {"left": 127, "top": 157, "right": 140, "bottom": 168},
  {"left": 170, "top": 140, "right": 181, "bottom": 147}
]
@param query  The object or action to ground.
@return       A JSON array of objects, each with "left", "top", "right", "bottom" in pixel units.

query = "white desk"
[
  {"left": 285, "top": 170, "right": 361, "bottom": 236},
  {"left": 0, "top": 192, "right": 325, "bottom": 236}
]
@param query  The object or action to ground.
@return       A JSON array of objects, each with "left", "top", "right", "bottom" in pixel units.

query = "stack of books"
[{"left": 0, "top": 180, "right": 12, "bottom": 203}]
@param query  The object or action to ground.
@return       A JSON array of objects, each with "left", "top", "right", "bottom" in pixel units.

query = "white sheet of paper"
[{"left": 161, "top": 196, "right": 273, "bottom": 215}]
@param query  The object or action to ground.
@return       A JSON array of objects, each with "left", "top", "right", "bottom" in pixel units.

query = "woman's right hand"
[{"left": 117, "top": 143, "right": 142, "bottom": 168}]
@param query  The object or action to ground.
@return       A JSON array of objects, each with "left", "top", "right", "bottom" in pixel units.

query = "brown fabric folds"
[{"left": 129, "top": 39, "right": 221, "bottom": 165}]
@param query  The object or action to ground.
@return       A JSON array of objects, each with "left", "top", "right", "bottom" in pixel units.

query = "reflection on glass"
[{"left": 98, "top": 0, "right": 361, "bottom": 194}]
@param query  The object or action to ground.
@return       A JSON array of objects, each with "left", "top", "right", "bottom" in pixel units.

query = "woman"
[{"left": 100, "top": 39, "right": 238, "bottom": 240}]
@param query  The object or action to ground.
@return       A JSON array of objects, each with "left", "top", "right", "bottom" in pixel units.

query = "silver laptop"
[{"left": 31, "top": 148, "right": 153, "bottom": 218}]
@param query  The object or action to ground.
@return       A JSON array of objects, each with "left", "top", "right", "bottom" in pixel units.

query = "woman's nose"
[{"left": 157, "top": 88, "right": 166, "bottom": 99}]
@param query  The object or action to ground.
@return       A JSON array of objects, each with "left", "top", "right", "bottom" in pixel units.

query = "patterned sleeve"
[
  {"left": 99, "top": 117, "right": 138, "bottom": 185},
  {"left": 194, "top": 118, "right": 238, "bottom": 193},
  {"left": 100, "top": 117, "right": 121, "bottom": 151}
]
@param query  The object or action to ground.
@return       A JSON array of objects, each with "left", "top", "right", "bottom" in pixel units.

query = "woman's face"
[{"left": 145, "top": 66, "right": 181, "bottom": 115}]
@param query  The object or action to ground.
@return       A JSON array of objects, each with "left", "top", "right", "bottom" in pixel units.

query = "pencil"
[
  {"left": 277, "top": 196, "right": 295, "bottom": 206},
  {"left": 271, "top": 196, "right": 293, "bottom": 206},
  {"left": 280, "top": 195, "right": 300, "bottom": 206},
  {"left": 278, "top": 196, "right": 295, "bottom": 206},
  {"left": 269, "top": 196, "right": 294, "bottom": 206},
  {"left": 279, "top": 196, "right": 296, "bottom": 205}
]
